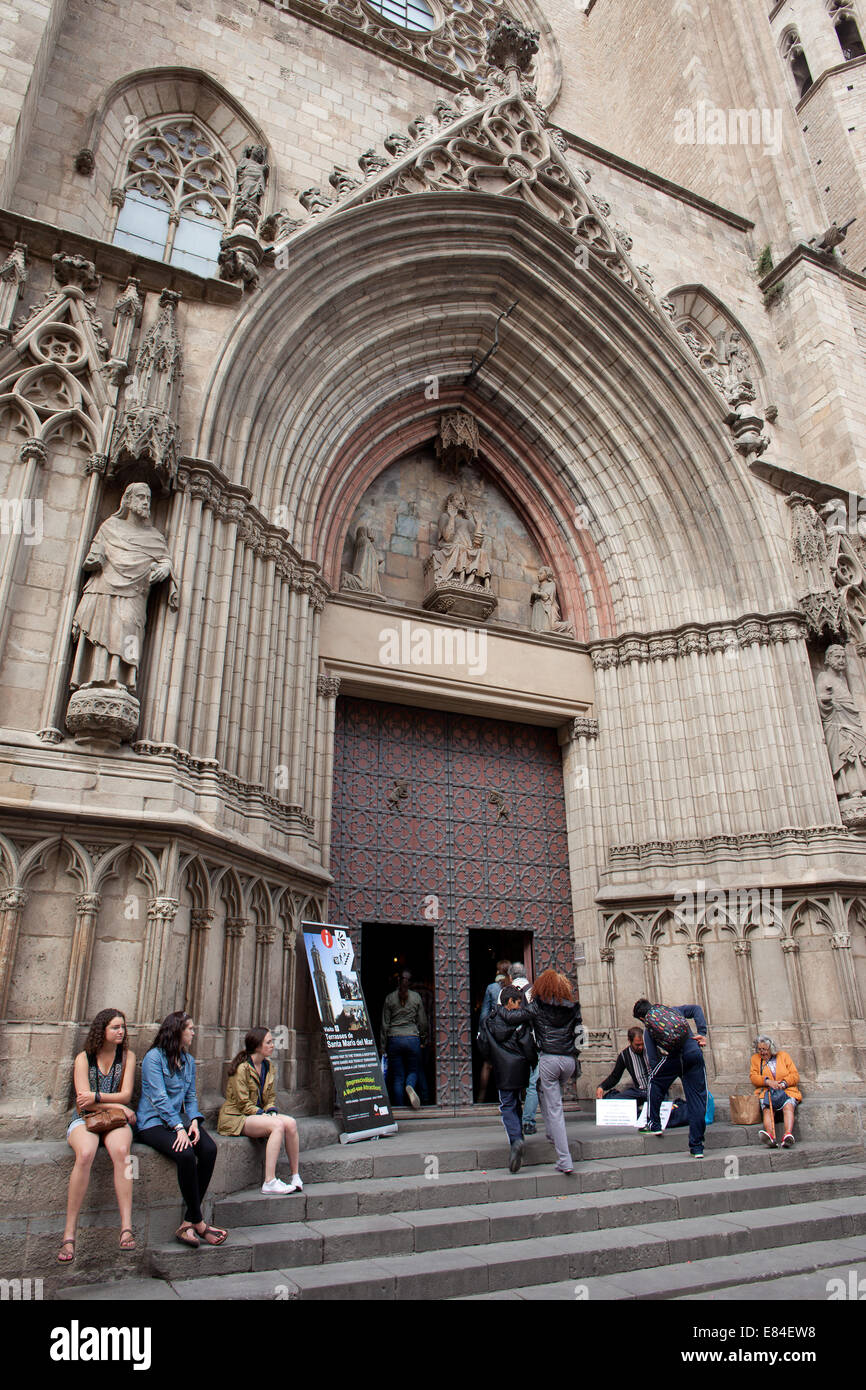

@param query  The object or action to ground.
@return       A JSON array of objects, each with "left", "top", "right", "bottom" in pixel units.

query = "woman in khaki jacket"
[
  {"left": 750, "top": 1035, "right": 802, "bottom": 1149},
  {"left": 218, "top": 1027, "right": 302, "bottom": 1194}
]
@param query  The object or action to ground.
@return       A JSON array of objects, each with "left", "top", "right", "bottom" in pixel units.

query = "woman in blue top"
[{"left": 136, "top": 1011, "right": 227, "bottom": 1248}]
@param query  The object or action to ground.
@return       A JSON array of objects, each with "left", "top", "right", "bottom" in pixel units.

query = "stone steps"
[
  {"left": 142, "top": 1161, "right": 866, "bottom": 1283},
  {"left": 55, "top": 1117, "right": 866, "bottom": 1301},
  {"left": 128, "top": 1196, "right": 866, "bottom": 1300}
]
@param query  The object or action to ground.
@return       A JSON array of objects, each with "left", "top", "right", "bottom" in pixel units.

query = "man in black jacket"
[
  {"left": 478, "top": 985, "right": 538, "bottom": 1173},
  {"left": 595, "top": 1027, "right": 649, "bottom": 1103}
]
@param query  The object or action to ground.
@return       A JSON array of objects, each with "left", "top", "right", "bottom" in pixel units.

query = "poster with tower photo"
[{"left": 302, "top": 922, "right": 396, "bottom": 1142}]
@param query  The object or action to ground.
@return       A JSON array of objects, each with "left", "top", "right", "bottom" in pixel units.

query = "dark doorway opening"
[
  {"left": 469, "top": 929, "right": 534, "bottom": 1102},
  {"left": 361, "top": 922, "right": 436, "bottom": 1104}
]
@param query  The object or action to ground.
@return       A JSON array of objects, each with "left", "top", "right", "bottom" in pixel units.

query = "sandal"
[
  {"left": 57, "top": 1238, "right": 75, "bottom": 1264},
  {"left": 198, "top": 1224, "right": 227, "bottom": 1246},
  {"left": 175, "top": 1224, "right": 200, "bottom": 1248},
  {"left": 119, "top": 1228, "right": 136, "bottom": 1250}
]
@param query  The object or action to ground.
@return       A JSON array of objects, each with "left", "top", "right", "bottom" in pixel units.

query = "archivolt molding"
[{"left": 198, "top": 189, "right": 790, "bottom": 636}]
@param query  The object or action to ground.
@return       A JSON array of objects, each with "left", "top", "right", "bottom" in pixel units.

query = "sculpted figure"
[
  {"left": 341, "top": 524, "right": 383, "bottom": 594},
  {"left": 815, "top": 645, "right": 866, "bottom": 796},
  {"left": 70, "top": 483, "right": 178, "bottom": 693},
  {"left": 431, "top": 491, "right": 491, "bottom": 590},
  {"left": 236, "top": 146, "right": 268, "bottom": 203},
  {"left": 530, "top": 566, "right": 575, "bottom": 636}
]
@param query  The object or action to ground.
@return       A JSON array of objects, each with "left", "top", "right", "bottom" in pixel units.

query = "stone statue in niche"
[
  {"left": 341, "top": 524, "right": 383, "bottom": 595},
  {"left": 423, "top": 488, "right": 497, "bottom": 621},
  {"left": 431, "top": 491, "right": 491, "bottom": 589},
  {"left": 529, "top": 566, "right": 575, "bottom": 637},
  {"left": 232, "top": 145, "right": 269, "bottom": 227},
  {"left": 65, "top": 482, "right": 178, "bottom": 746},
  {"left": 815, "top": 644, "right": 866, "bottom": 827}
]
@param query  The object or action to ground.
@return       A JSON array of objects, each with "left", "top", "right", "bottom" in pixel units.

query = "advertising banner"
[{"left": 301, "top": 921, "right": 396, "bottom": 1143}]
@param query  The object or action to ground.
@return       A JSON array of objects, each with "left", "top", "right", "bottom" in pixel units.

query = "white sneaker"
[
  {"left": 405, "top": 1085, "right": 421, "bottom": 1110},
  {"left": 287, "top": 1174, "right": 304, "bottom": 1192},
  {"left": 261, "top": 1177, "right": 292, "bottom": 1194}
]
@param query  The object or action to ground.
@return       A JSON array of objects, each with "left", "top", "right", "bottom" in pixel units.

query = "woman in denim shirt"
[{"left": 136, "top": 1011, "right": 227, "bottom": 1247}]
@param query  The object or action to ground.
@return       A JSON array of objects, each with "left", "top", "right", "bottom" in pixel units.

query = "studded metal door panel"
[{"left": 329, "top": 697, "right": 575, "bottom": 1105}]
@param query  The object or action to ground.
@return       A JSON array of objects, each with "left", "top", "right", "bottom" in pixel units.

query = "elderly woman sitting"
[{"left": 750, "top": 1035, "right": 802, "bottom": 1148}]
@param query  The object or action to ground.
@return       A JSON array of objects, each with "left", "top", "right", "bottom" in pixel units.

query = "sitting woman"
[
  {"left": 58, "top": 1008, "right": 137, "bottom": 1263},
  {"left": 218, "top": 1027, "right": 302, "bottom": 1194},
  {"left": 750, "top": 1034, "right": 802, "bottom": 1148},
  {"left": 136, "top": 1011, "right": 227, "bottom": 1247}
]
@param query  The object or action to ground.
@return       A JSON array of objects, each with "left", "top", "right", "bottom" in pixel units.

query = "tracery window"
[
  {"left": 780, "top": 28, "right": 814, "bottom": 98},
  {"left": 828, "top": 0, "right": 866, "bottom": 59},
  {"left": 112, "top": 116, "right": 233, "bottom": 277},
  {"left": 366, "top": 0, "right": 437, "bottom": 31}
]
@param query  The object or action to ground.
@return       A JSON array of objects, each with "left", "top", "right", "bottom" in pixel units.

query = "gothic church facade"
[{"left": 1, "top": 0, "right": 866, "bottom": 1128}]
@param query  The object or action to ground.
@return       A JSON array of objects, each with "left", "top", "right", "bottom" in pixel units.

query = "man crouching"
[{"left": 478, "top": 984, "right": 539, "bottom": 1172}]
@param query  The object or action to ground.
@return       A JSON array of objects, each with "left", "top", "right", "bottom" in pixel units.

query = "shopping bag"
[{"left": 729, "top": 1093, "right": 761, "bottom": 1125}]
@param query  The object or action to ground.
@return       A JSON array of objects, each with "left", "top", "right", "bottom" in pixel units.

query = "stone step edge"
[
  {"left": 453, "top": 1239, "right": 866, "bottom": 1301},
  {"left": 156, "top": 1195, "right": 866, "bottom": 1293},
  {"left": 186, "top": 1164, "right": 866, "bottom": 1260},
  {"left": 209, "top": 1144, "right": 865, "bottom": 1223}
]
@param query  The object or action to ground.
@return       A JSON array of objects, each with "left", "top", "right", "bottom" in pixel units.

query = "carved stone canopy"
[
  {"left": 434, "top": 410, "right": 480, "bottom": 475},
  {"left": 787, "top": 491, "right": 866, "bottom": 642},
  {"left": 109, "top": 289, "right": 183, "bottom": 491}
]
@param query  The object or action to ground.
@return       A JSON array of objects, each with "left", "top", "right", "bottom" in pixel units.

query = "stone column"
[
  {"left": 136, "top": 897, "right": 179, "bottom": 1023},
  {"left": 600, "top": 946, "right": 617, "bottom": 1032},
  {"left": 0, "top": 438, "right": 47, "bottom": 666},
  {"left": 252, "top": 923, "right": 277, "bottom": 1024},
  {"left": 219, "top": 917, "right": 248, "bottom": 1029},
  {"left": 779, "top": 937, "right": 817, "bottom": 1073},
  {"left": 316, "top": 674, "right": 341, "bottom": 871},
  {"left": 643, "top": 944, "right": 660, "bottom": 1001},
  {"left": 64, "top": 893, "right": 102, "bottom": 1019},
  {"left": 685, "top": 942, "right": 714, "bottom": 1072},
  {"left": 280, "top": 925, "right": 297, "bottom": 1027},
  {"left": 830, "top": 932, "right": 863, "bottom": 1021},
  {"left": 0, "top": 888, "right": 28, "bottom": 1016},
  {"left": 733, "top": 939, "right": 759, "bottom": 1034},
  {"left": 184, "top": 909, "right": 214, "bottom": 1018}
]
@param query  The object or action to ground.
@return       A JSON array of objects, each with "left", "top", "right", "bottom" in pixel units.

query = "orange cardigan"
[{"left": 750, "top": 1051, "right": 802, "bottom": 1103}]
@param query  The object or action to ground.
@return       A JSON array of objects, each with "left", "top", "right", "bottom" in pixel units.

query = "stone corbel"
[{"left": 218, "top": 225, "right": 264, "bottom": 292}]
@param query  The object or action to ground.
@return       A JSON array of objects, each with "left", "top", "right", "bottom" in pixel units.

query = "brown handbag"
[
  {"left": 729, "top": 1093, "right": 761, "bottom": 1125},
  {"left": 85, "top": 1104, "right": 128, "bottom": 1135},
  {"left": 83, "top": 1055, "right": 129, "bottom": 1134}
]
